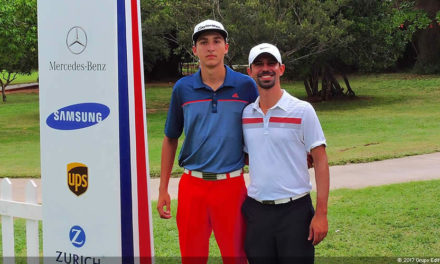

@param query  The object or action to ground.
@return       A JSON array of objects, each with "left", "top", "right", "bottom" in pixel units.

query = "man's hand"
[
  {"left": 157, "top": 190, "right": 172, "bottom": 219},
  {"left": 158, "top": 136, "right": 178, "bottom": 219},
  {"left": 309, "top": 145, "right": 329, "bottom": 245},
  {"left": 308, "top": 213, "right": 328, "bottom": 245}
]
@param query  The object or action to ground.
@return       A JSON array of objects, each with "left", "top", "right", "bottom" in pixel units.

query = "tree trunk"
[
  {"left": 320, "top": 75, "right": 326, "bottom": 101},
  {"left": 311, "top": 66, "right": 319, "bottom": 95},
  {"left": 304, "top": 79, "right": 312, "bottom": 98},
  {"left": 303, "top": 65, "right": 356, "bottom": 101},
  {"left": 342, "top": 73, "right": 356, "bottom": 97},
  {"left": 326, "top": 66, "right": 344, "bottom": 96},
  {"left": 326, "top": 79, "right": 332, "bottom": 100},
  {"left": 2, "top": 86, "right": 6, "bottom": 102},
  {"left": 322, "top": 66, "right": 334, "bottom": 101}
]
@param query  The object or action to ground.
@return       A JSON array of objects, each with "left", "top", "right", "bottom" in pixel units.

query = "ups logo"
[{"left": 67, "top": 163, "right": 88, "bottom": 196}]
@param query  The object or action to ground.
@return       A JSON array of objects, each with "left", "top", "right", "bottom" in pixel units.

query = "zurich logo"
[
  {"left": 46, "top": 103, "right": 110, "bottom": 130},
  {"left": 69, "top": 225, "right": 86, "bottom": 248}
]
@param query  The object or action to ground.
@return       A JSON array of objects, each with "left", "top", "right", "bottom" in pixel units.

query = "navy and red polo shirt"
[{"left": 165, "top": 65, "right": 258, "bottom": 173}]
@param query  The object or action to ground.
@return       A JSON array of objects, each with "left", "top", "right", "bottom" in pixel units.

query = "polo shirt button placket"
[
  {"left": 263, "top": 114, "right": 270, "bottom": 135},
  {"left": 212, "top": 92, "right": 218, "bottom": 113}
]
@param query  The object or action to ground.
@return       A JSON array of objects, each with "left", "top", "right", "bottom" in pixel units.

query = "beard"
[{"left": 256, "top": 71, "right": 276, "bottom": 89}]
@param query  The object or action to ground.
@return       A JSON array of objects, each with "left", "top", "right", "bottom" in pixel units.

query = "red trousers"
[{"left": 177, "top": 172, "right": 247, "bottom": 264}]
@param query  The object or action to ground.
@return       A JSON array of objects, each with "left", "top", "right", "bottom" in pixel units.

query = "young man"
[
  {"left": 157, "top": 20, "right": 258, "bottom": 264},
  {"left": 242, "top": 43, "right": 330, "bottom": 264}
]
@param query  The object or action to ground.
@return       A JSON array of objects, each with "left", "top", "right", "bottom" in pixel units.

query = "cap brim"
[
  {"left": 192, "top": 29, "right": 228, "bottom": 43},
  {"left": 249, "top": 52, "right": 282, "bottom": 67}
]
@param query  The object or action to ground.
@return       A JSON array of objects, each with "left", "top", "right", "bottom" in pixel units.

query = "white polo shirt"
[{"left": 242, "top": 90, "right": 326, "bottom": 201}]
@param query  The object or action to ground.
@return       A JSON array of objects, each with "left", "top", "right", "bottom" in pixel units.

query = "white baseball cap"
[
  {"left": 192, "top": 19, "right": 228, "bottom": 43},
  {"left": 248, "top": 43, "right": 282, "bottom": 67}
]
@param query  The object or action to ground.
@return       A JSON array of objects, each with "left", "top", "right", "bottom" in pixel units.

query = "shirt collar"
[
  {"left": 274, "top": 90, "right": 289, "bottom": 111},
  {"left": 192, "top": 65, "right": 234, "bottom": 90},
  {"left": 252, "top": 96, "right": 261, "bottom": 111},
  {"left": 252, "top": 89, "right": 289, "bottom": 112}
]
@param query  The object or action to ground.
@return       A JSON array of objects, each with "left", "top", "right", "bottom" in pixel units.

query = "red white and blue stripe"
[{"left": 117, "top": 0, "right": 153, "bottom": 262}]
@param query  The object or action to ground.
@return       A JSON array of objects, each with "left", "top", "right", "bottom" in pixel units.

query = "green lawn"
[
  {"left": 152, "top": 180, "right": 440, "bottom": 259},
  {"left": 0, "top": 73, "right": 439, "bottom": 177},
  {"left": 1, "top": 73, "right": 438, "bottom": 260},
  {"left": 0, "top": 94, "right": 40, "bottom": 177},
  {"left": 146, "top": 73, "right": 440, "bottom": 176},
  {"left": 311, "top": 74, "right": 440, "bottom": 165},
  {"left": 3, "top": 180, "right": 440, "bottom": 259}
]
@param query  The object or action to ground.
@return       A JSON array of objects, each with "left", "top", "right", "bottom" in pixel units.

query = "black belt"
[{"left": 254, "top": 193, "right": 309, "bottom": 205}]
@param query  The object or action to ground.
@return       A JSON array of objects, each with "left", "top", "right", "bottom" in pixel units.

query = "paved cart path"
[{"left": 3, "top": 152, "right": 440, "bottom": 203}]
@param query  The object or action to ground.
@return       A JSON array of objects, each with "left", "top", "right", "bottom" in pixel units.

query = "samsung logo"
[{"left": 47, "top": 103, "right": 110, "bottom": 130}]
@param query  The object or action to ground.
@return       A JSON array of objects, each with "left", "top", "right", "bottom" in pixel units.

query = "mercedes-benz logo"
[{"left": 66, "top": 26, "right": 87, "bottom": 55}]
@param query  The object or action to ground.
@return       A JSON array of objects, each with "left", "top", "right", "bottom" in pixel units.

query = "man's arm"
[
  {"left": 157, "top": 136, "right": 178, "bottom": 219},
  {"left": 308, "top": 145, "right": 329, "bottom": 245}
]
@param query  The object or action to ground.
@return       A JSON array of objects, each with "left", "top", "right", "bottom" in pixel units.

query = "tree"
[
  {"left": 139, "top": 0, "right": 214, "bottom": 80},
  {"left": 412, "top": 0, "right": 440, "bottom": 73},
  {"left": 226, "top": 0, "right": 354, "bottom": 100},
  {"left": 140, "top": 0, "right": 179, "bottom": 80},
  {"left": 293, "top": 0, "right": 430, "bottom": 100},
  {"left": 0, "top": 0, "right": 38, "bottom": 102},
  {"left": 140, "top": 0, "right": 430, "bottom": 99},
  {"left": 165, "top": 0, "right": 353, "bottom": 100}
]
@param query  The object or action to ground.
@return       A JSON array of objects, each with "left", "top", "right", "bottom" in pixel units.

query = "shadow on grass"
[{"left": 300, "top": 95, "right": 411, "bottom": 112}]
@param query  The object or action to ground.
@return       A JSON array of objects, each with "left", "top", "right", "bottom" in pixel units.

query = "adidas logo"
[{"left": 232, "top": 93, "right": 239, "bottom": 98}]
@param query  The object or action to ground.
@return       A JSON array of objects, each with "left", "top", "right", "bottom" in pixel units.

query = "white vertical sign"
[{"left": 38, "top": 0, "right": 153, "bottom": 263}]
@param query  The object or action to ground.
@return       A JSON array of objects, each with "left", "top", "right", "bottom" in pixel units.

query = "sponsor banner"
[{"left": 38, "top": 0, "right": 153, "bottom": 262}]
